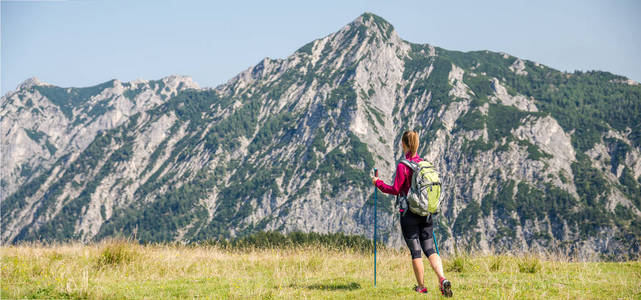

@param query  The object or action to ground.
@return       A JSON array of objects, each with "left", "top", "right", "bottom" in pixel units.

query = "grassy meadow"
[{"left": 1, "top": 239, "right": 640, "bottom": 299}]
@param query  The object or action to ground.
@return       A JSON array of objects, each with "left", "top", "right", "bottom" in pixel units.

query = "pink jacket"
[{"left": 376, "top": 152, "right": 422, "bottom": 196}]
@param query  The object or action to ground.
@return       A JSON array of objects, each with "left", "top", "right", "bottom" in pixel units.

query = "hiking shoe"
[
  {"left": 413, "top": 285, "right": 428, "bottom": 294},
  {"left": 440, "top": 278, "right": 452, "bottom": 297}
]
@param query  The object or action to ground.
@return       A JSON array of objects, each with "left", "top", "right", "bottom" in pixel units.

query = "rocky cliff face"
[
  {"left": 2, "top": 13, "right": 640, "bottom": 260},
  {"left": 1, "top": 75, "right": 199, "bottom": 196}
]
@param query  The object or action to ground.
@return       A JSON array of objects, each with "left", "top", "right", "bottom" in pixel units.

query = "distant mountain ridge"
[{"left": 2, "top": 13, "right": 640, "bottom": 260}]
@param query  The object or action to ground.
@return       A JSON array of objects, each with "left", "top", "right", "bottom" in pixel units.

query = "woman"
[{"left": 371, "top": 131, "right": 452, "bottom": 296}]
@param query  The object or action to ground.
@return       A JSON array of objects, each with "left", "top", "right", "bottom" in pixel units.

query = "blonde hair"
[{"left": 402, "top": 131, "right": 419, "bottom": 156}]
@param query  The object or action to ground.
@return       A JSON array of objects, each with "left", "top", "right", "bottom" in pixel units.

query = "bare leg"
[
  {"left": 427, "top": 253, "right": 445, "bottom": 280},
  {"left": 411, "top": 258, "right": 425, "bottom": 289}
]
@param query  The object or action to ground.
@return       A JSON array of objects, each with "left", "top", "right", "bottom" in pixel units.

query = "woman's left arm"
[{"left": 373, "top": 163, "right": 407, "bottom": 195}]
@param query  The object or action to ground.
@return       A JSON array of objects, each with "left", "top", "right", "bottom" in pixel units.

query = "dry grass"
[{"left": 1, "top": 241, "right": 640, "bottom": 299}]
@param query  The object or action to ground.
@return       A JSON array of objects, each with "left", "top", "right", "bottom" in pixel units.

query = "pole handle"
[{"left": 374, "top": 168, "right": 378, "bottom": 177}]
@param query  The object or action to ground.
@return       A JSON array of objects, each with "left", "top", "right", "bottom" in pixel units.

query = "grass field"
[{"left": 1, "top": 240, "right": 640, "bottom": 299}]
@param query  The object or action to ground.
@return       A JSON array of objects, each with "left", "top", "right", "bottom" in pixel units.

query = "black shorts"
[{"left": 401, "top": 210, "right": 436, "bottom": 259}]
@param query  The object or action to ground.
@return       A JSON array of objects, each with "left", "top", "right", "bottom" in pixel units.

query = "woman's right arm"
[{"left": 375, "top": 163, "right": 406, "bottom": 195}]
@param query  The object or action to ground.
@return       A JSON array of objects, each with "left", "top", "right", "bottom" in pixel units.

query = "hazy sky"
[{"left": 2, "top": 0, "right": 640, "bottom": 96}]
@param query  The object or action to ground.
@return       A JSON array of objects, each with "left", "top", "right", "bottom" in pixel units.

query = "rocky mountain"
[
  {"left": 2, "top": 13, "right": 640, "bottom": 260},
  {"left": 1, "top": 75, "right": 199, "bottom": 197}
]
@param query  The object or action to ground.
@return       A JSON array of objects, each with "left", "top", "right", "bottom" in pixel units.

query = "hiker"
[{"left": 371, "top": 131, "right": 452, "bottom": 297}]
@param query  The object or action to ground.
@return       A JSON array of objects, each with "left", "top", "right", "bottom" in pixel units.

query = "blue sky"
[{"left": 2, "top": 0, "right": 640, "bottom": 95}]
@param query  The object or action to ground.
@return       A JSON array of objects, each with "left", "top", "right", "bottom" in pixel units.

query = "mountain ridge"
[{"left": 2, "top": 12, "right": 640, "bottom": 260}]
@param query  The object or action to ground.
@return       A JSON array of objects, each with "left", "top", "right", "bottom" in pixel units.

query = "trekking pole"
[
  {"left": 433, "top": 228, "right": 440, "bottom": 256},
  {"left": 433, "top": 216, "right": 440, "bottom": 256},
  {"left": 374, "top": 168, "right": 378, "bottom": 287}
]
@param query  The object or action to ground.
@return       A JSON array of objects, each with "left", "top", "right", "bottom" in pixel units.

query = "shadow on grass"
[{"left": 304, "top": 282, "right": 361, "bottom": 291}]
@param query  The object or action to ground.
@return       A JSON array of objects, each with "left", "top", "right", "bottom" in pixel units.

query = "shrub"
[
  {"left": 207, "top": 231, "right": 373, "bottom": 253},
  {"left": 489, "top": 255, "right": 504, "bottom": 272},
  {"left": 96, "top": 239, "right": 136, "bottom": 268},
  {"left": 446, "top": 254, "right": 470, "bottom": 272},
  {"left": 518, "top": 255, "right": 542, "bottom": 273}
]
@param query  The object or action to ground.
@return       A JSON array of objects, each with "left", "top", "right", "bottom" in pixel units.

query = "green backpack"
[{"left": 399, "top": 159, "right": 442, "bottom": 216}]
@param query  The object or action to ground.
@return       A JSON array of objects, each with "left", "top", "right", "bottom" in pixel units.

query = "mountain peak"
[
  {"left": 354, "top": 12, "right": 393, "bottom": 29},
  {"left": 161, "top": 74, "right": 200, "bottom": 89},
  {"left": 17, "top": 77, "right": 49, "bottom": 90},
  {"left": 345, "top": 12, "right": 396, "bottom": 41}
]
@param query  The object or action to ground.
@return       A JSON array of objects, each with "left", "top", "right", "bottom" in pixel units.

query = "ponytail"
[{"left": 402, "top": 131, "right": 419, "bottom": 156}]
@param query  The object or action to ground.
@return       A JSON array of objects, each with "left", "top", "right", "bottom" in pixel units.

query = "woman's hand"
[{"left": 372, "top": 177, "right": 379, "bottom": 186}]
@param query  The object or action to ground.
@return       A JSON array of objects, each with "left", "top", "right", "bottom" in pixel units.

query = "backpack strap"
[{"left": 399, "top": 159, "right": 418, "bottom": 171}]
